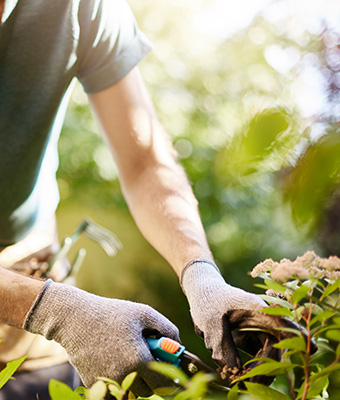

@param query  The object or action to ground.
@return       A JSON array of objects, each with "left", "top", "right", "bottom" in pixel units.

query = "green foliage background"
[{"left": 55, "top": 0, "right": 340, "bottom": 392}]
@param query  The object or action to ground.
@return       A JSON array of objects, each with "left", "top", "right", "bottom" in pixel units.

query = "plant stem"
[
  {"left": 326, "top": 354, "right": 340, "bottom": 369},
  {"left": 301, "top": 298, "right": 314, "bottom": 400},
  {"left": 120, "top": 391, "right": 129, "bottom": 400},
  {"left": 285, "top": 371, "right": 296, "bottom": 400}
]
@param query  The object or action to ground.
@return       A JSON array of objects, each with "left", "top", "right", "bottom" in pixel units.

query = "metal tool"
[
  {"left": 147, "top": 336, "right": 229, "bottom": 391},
  {"left": 45, "top": 218, "right": 122, "bottom": 280}
]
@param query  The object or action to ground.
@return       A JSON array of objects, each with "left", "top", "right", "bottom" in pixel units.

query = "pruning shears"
[{"left": 147, "top": 336, "right": 229, "bottom": 391}]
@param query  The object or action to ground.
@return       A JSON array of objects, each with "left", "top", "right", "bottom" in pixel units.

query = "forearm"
[
  {"left": 89, "top": 68, "right": 214, "bottom": 275},
  {"left": 0, "top": 267, "right": 44, "bottom": 327},
  {"left": 122, "top": 159, "right": 213, "bottom": 275}
]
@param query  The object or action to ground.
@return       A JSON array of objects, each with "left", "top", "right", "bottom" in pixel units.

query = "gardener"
[{"left": 0, "top": 0, "right": 284, "bottom": 399}]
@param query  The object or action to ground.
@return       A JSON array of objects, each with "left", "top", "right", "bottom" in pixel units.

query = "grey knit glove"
[
  {"left": 24, "top": 280, "right": 180, "bottom": 396},
  {"left": 181, "top": 260, "right": 301, "bottom": 383}
]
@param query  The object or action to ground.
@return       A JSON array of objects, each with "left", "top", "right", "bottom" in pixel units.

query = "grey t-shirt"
[{"left": 0, "top": 0, "right": 152, "bottom": 244}]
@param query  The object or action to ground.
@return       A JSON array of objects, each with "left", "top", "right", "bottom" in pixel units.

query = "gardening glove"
[
  {"left": 24, "top": 279, "right": 180, "bottom": 397},
  {"left": 180, "top": 259, "right": 302, "bottom": 384}
]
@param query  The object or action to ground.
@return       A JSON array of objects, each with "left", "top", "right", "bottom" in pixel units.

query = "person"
[{"left": 0, "top": 0, "right": 293, "bottom": 399}]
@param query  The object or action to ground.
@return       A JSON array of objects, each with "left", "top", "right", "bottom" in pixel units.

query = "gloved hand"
[
  {"left": 180, "top": 259, "right": 302, "bottom": 383},
  {"left": 23, "top": 280, "right": 180, "bottom": 397}
]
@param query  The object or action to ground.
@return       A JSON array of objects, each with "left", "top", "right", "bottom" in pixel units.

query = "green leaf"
[
  {"left": 293, "top": 306, "right": 306, "bottom": 322},
  {"left": 121, "top": 371, "right": 137, "bottom": 392},
  {"left": 233, "top": 361, "right": 296, "bottom": 382},
  {"left": 312, "top": 323, "right": 340, "bottom": 338},
  {"left": 287, "top": 131, "right": 340, "bottom": 226},
  {"left": 244, "top": 382, "right": 291, "bottom": 400},
  {"left": 149, "top": 362, "right": 189, "bottom": 387},
  {"left": 74, "top": 386, "right": 87, "bottom": 396},
  {"left": 280, "top": 349, "right": 301, "bottom": 359},
  {"left": 128, "top": 391, "right": 136, "bottom": 399},
  {"left": 309, "top": 363, "right": 340, "bottom": 382},
  {"left": 173, "top": 391, "right": 188, "bottom": 400},
  {"left": 291, "top": 285, "right": 310, "bottom": 304},
  {"left": 154, "top": 386, "right": 179, "bottom": 396},
  {"left": 264, "top": 280, "right": 287, "bottom": 295},
  {"left": 259, "top": 295, "right": 293, "bottom": 309},
  {"left": 309, "top": 303, "right": 323, "bottom": 315},
  {"left": 0, "top": 355, "right": 27, "bottom": 389},
  {"left": 227, "top": 383, "right": 239, "bottom": 400},
  {"left": 254, "top": 283, "right": 270, "bottom": 291},
  {"left": 98, "top": 377, "right": 120, "bottom": 384},
  {"left": 310, "top": 310, "right": 335, "bottom": 326},
  {"left": 296, "top": 374, "right": 329, "bottom": 400},
  {"left": 307, "top": 375, "right": 329, "bottom": 399},
  {"left": 260, "top": 306, "right": 294, "bottom": 318},
  {"left": 48, "top": 379, "right": 80, "bottom": 400},
  {"left": 220, "top": 108, "right": 291, "bottom": 177},
  {"left": 244, "top": 109, "right": 290, "bottom": 159},
  {"left": 179, "top": 372, "right": 214, "bottom": 400},
  {"left": 87, "top": 380, "right": 107, "bottom": 400},
  {"left": 243, "top": 357, "right": 277, "bottom": 368},
  {"left": 325, "top": 329, "right": 340, "bottom": 342},
  {"left": 108, "top": 384, "right": 123, "bottom": 399},
  {"left": 311, "top": 338, "right": 333, "bottom": 352},
  {"left": 274, "top": 326, "right": 303, "bottom": 337},
  {"left": 320, "top": 278, "right": 340, "bottom": 301},
  {"left": 274, "top": 337, "right": 306, "bottom": 352},
  {"left": 254, "top": 274, "right": 271, "bottom": 281},
  {"left": 285, "top": 280, "right": 300, "bottom": 291}
]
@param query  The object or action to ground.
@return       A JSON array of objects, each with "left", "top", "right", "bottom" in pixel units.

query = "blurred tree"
[{"left": 282, "top": 26, "right": 340, "bottom": 255}]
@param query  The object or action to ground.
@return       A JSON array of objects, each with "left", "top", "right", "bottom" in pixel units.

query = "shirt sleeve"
[{"left": 76, "top": 0, "right": 152, "bottom": 94}]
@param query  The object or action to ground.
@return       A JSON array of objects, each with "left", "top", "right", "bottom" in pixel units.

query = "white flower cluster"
[{"left": 251, "top": 251, "right": 340, "bottom": 282}]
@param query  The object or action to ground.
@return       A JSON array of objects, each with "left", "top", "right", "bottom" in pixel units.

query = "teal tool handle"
[{"left": 147, "top": 337, "right": 185, "bottom": 367}]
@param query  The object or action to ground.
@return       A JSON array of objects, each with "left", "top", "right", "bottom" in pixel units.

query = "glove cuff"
[
  {"left": 180, "top": 258, "right": 222, "bottom": 294},
  {"left": 23, "top": 278, "right": 54, "bottom": 330}
]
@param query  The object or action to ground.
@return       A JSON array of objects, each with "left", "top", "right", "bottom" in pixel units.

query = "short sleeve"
[{"left": 76, "top": 0, "right": 152, "bottom": 93}]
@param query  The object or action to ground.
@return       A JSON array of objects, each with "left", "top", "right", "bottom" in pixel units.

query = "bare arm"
[
  {"left": 0, "top": 267, "right": 44, "bottom": 327},
  {"left": 88, "top": 67, "right": 213, "bottom": 275}
]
